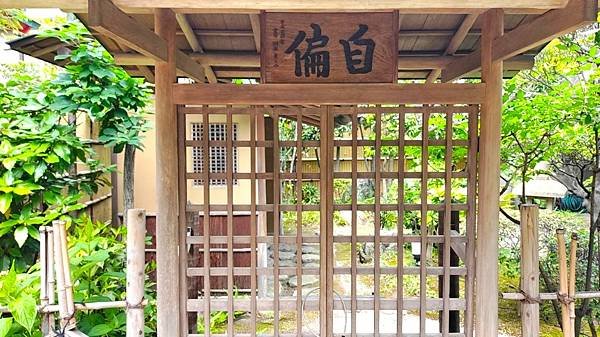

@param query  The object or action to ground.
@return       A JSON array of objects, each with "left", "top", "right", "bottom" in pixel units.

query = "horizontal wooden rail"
[
  {"left": 173, "top": 83, "right": 486, "bottom": 105},
  {"left": 188, "top": 333, "right": 465, "bottom": 337},
  {"left": 187, "top": 297, "right": 466, "bottom": 311},
  {"left": 184, "top": 203, "right": 469, "bottom": 212},
  {"left": 184, "top": 171, "right": 469, "bottom": 180},
  {"left": 187, "top": 266, "right": 468, "bottom": 276},
  {"left": 180, "top": 105, "right": 479, "bottom": 115},
  {"left": 186, "top": 235, "right": 467, "bottom": 244}
]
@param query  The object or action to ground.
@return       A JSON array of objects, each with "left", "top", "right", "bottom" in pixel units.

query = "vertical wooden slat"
[
  {"left": 177, "top": 106, "right": 189, "bottom": 336},
  {"left": 296, "top": 109, "right": 304, "bottom": 336},
  {"left": 273, "top": 110, "right": 281, "bottom": 337},
  {"left": 351, "top": 108, "right": 358, "bottom": 337},
  {"left": 320, "top": 107, "right": 332, "bottom": 337},
  {"left": 465, "top": 105, "right": 479, "bottom": 337},
  {"left": 397, "top": 108, "right": 406, "bottom": 336},
  {"left": 442, "top": 109, "right": 453, "bottom": 336},
  {"left": 419, "top": 109, "right": 430, "bottom": 336},
  {"left": 476, "top": 9, "right": 504, "bottom": 337},
  {"left": 250, "top": 107, "right": 258, "bottom": 337},
  {"left": 374, "top": 107, "right": 382, "bottom": 337},
  {"left": 154, "top": 8, "right": 180, "bottom": 337},
  {"left": 326, "top": 108, "right": 335, "bottom": 337},
  {"left": 202, "top": 108, "right": 211, "bottom": 337},
  {"left": 226, "top": 106, "right": 234, "bottom": 336}
]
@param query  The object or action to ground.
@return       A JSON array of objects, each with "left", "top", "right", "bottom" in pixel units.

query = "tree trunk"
[{"left": 123, "top": 144, "right": 136, "bottom": 225}]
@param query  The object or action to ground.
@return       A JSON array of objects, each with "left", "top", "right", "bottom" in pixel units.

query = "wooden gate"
[{"left": 177, "top": 103, "right": 478, "bottom": 337}]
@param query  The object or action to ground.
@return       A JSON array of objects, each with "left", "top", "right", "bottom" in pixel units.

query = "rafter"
[
  {"left": 442, "top": 0, "right": 597, "bottom": 82},
  {"left": 249, "top": 14, "right": 261, "bottom": 53},
  {"left": 426, "top": 12, "right": 479, "bottom": 83},
  {"left": 88, "top": 0, "right": 206, "bottom": 82},
  {"left": 175, "top": 13, "right": 217, "bottom": 83}
]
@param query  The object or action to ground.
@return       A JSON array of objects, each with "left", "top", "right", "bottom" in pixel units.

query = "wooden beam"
[
  {"left": 88, "top": 0, "right": 168, "bottom": 61},
  {"left": 137, "top": 65, "right": 155, "bottom": 82},
  {"left": 426, "top": 13, "right": 479, "bottom": 82},
  {"left": 476, "top": 8, "right": 503, "bottom": 337},
  {"left": 172, "top": 83, "right": 485, "bottom": 105},
  {"left": 0, "top": 0, "right": 561, "bottom": 14},
  {"left": 114, "top": 51, "right": 533, "bottom": 70},
  {"left": 442, "top": 0, "right": 597, "bottom": 82},
  {"left": 249, "top": 14, "right": 261, "bottom": 52},
  {"left": 175, "top": 13, "right": 217, "bottom": 83},
  {"left": 88, "top": 0, "right": 205, "bottom": 81},
  {"left": 86, "top": 0, "right": 574, "bottom": 11},
  {"left": 154, "top": 8, "right": 180, "bottom": 337}
]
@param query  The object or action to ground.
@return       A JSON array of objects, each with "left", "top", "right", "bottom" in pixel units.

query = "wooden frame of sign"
[{"left": 260, "top": 11, "right": 398, "bottom": 83}]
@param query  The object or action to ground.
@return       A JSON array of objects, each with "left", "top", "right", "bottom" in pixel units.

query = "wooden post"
[
  {"left": 556, "top": 229, "right": 571, "bottom": 337},
  {"left": 476, "top": 8, "right": 503, "bottom": 337},
  {"left": 154, "top": 8, "right": 180, "bottom": 337},
  {"left": 438, "top": 210, "right": 460, "bottom": 332},
  {"left": 520, "top": 204, "right": 539, "bottom": 337},
  {"left": 126, "top": 208, "right": 146, "bottom": 337},
  {"left": 40, "top": 226, "right": 50, "bottom": 335}
]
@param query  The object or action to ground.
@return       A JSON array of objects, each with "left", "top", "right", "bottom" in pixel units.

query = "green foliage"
[
  {"left": 0, "top": 266, "right": 40, "bottom": 337},
  {"left": 0, "top": 216, "right": 157, "bottom": 337},
  {"left": 0, "top": 63, "right": 109, "bottom": 271},
  {"left": 0, "top": 9, "right": 27, "bottom": 34},
  {"left": 40, "top": 23, "right": 152, "bottom": 154}
]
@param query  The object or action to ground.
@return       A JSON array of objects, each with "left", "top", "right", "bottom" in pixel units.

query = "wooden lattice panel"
[{"left": 177, "top": 104, "right": 479, "bottom": 337}]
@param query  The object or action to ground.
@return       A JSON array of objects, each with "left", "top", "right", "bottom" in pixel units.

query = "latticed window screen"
[{"left": 191, "top": 122, "right": 238, "bottom": 186}]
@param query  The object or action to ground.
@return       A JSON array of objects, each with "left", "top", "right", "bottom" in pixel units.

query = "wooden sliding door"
[{"left": 177, "top": 103, "right": 478, "bottom": 337}]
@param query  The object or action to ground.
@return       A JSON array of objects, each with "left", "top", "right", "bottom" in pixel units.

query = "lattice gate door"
[{"left": 177, "top": 104, "right": 479, "bottom": 337}]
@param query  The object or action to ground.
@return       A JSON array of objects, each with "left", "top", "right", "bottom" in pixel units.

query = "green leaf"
[
  {"left": 13, "top": 182, "right": 41, "bottom": 195},
  {"left": 2, "top": 158, "right": 16, "bottom": 170},
  {"left": 0, "top": 318, "right": 12, "bottom": 337},
  {"left": 87, "top": 323, "right": 113, "bottom": 336},
  {"left": 0, "top": 193, "right": 12, "bottom": 214},
  {"left": 8, "top": 293, "right": 37, "bottom": 333},
  {"left": 14, "top": 226, "right": 29, "bottom": 247}
]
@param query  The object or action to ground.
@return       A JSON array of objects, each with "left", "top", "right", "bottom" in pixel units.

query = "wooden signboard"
[{"left": 261, "top": 12, "right": 398, "bottom": 83}]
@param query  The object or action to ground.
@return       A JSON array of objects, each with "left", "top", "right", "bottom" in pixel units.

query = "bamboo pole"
[
  {"left": 519, "top": 204, "right": 539, "bottom": 337},
  {"left": 502, "top": 291, "right": 600, "bottom": 301},
  {"left": 556, "top": 229, "right": 571, "bottom": 337},
  {"left": 58, "top": 221, "right": 75, "bottom": 321},
  {"left": 40, "top": 226, "right": 50, "bottom": 335},
  {"left": 568, "top": 233, "right": 578, "bottom": 337},
  {"left": 52, "top": 220, "right": 69, "bottom": 328},
  {"left": 47, "top": 226, "right": 56, "bottom": 332},
  {"left": 0, "top": 300, "right": 149, "bottom": 314},
  {"left": 126, "top": 208, "right": 146, "bottom": 337}
]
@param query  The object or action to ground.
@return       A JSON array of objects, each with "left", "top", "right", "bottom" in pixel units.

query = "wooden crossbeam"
[
  {"left": 9, "top": 0, "right": 569, "bottom": 11},
  {"left": 172, "top": 83, "right": 485, "bottom": 105},
  {"left": 175, "top": 13, "right": 217, "bottom": 83},
  {"left": 113, "top": 51, "right": 533, "bottom": 70},
  {"left": 426, "top": 13, "right": 479, "bottom": 82},
  {"left": 442, "top": 0, "right": 597, "bottom": 82},
  {"left": 88, "top": 0, "right": 206, "bottom": 82}
]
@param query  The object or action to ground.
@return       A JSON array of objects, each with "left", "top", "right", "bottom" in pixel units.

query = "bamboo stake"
[
  {"left": 568, "top": 233, "right": 578, "bottom": 337},
  {"left": 556, "top": 229, "right": 571, "bottom": 337},
  {"left": 52, "top": 220, "right": 69, "bottom": 328},
  {"left": 126, "top": 208, "right": 146, "bottom": 337},
  {"left": 58, "top": 221, "right": 76, "bottom": 322},
  {"left": 40, "top": 226, "right": 50, "bottom": 335},
  {"left": 47, "top": 226, "right": 56, "bottom": 332}
]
